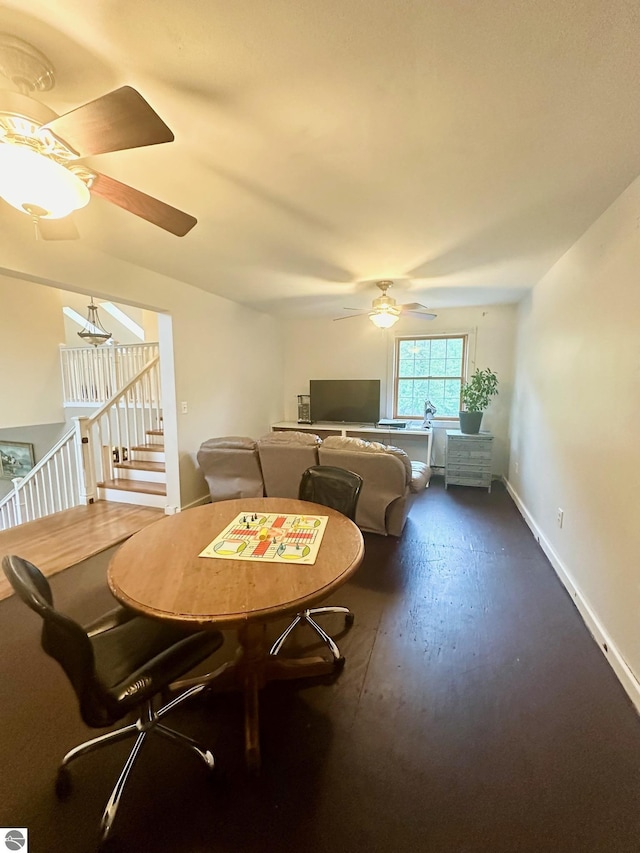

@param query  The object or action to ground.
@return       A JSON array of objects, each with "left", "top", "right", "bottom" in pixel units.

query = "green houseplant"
[{"left": 459, "top": 368, "right": 498, "bottom": 434}]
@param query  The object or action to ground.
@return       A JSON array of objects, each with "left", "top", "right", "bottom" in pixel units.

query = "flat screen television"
[{"left": 309, "top": 379, "right": 381, "bottom": 424}]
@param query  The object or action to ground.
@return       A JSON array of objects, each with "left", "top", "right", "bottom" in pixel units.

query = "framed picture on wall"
[{"left": 0, "top": 442, "right": 35, "bottom": 480}]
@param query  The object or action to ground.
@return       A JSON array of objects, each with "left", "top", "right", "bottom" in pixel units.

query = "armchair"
[{"left": 197, "top": 435, "right": 264, "bottom": 501}]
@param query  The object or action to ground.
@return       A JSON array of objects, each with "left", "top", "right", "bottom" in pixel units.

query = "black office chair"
[
  {"left": 269, "top": 465, "right": 362, "bottom": 667},
  {"left": 2, "top": 554, "right": 224, "bottom": 847}
]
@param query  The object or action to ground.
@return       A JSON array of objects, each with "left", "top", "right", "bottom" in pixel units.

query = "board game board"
[{"left": 199, "top": 511, "right": 329, "bottom": 565}]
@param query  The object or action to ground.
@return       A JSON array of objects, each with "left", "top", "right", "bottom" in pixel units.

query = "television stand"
[{"left": 270, "top": 421, "right": 433, "bottom": 466}]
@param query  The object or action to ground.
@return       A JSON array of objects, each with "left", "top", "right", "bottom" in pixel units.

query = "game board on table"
[{"left": 199, "top": 511, "right": 329, "bottom": 565}]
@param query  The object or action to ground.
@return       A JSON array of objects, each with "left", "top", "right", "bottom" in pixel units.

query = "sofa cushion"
[
  {"left": 372, "top": 442, "right": 413, "bottom": 482},
  {"left": 257, "top": 431, "right": 321, "bottom": 447},
  {"left": 409, "top": 460, "right": 431, "bottom": 493},
  {"left": 321, "top": 435, "right": 368, "bottom": 451},
  {"left": 321, "top": 435, "right": 412, "bottom": 483},
  {"left": 256, "top": 432, "right": 321, "bottom": 498},
  {"left": 199, "top": 436, "right": 257, "bottom": 451},
  {"left": 197, "top": 436, "right": 264, "bottom": 500}
]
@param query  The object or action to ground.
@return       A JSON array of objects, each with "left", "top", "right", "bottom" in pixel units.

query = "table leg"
[
  {"left": 170, "top": 621, "right": 340, "bottom": 770},
  {"left": 243, "top": 668, "right": 261, "bottom": 773},
  {"left": 236, "top": 622, "right": 267, "bottom": 771}
]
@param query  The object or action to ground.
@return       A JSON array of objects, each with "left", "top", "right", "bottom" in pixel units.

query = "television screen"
[{"left": 309, "top": 379, "right": 381, "bottom": 424}]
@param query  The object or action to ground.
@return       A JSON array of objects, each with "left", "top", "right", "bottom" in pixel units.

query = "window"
[{"left": 394, "top": 334, "right": 467, "bottom": 420}]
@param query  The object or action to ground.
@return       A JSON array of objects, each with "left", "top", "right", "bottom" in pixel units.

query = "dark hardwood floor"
[{"left": 1, "top": 479, "right": 639, "bottom": 852}]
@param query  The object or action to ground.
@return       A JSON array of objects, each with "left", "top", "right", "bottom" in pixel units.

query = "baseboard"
[
  {"left": 503, "top": 477, "right": 640, "bottom": 715},
  {"left": 176, "top": 493, "right": 212, "bottom": 513}
]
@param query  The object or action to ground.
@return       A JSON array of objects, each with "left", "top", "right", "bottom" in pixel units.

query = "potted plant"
[{"left": 459, "top": 368, "right": 498, "bottom": 434}]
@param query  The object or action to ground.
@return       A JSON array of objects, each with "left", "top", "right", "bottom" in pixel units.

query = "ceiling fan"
[
  {"left": 0, "top": 34, "right": 196, "bottom": 239},
  {"left": 334, "top": 280, "right": 437, "bottom": 328}
]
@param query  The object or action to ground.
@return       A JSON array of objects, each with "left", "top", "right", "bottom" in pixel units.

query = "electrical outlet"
[
  {"left": 556, "top": 508, "right": 564, "bottom": 528},
  {"left": 181, "top": 401, "right": 188, "bottom": 414}
]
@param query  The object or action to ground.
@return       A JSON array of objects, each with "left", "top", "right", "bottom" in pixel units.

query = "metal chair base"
[
  {"left": 56, "top": 683, "right": 214, "bottom": 843},
  {"left": 270, "top": 606, "right": 354, "bottom": 662}
]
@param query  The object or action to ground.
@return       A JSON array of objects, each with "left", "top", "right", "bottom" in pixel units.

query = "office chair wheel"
[
  {"left": 55, "top": 766, "right": 72, "bottom": 799},
  {"left": 97, "top": 835, "right": 122, "bottom": 853},
  {"left": 345, "top": 613, "right": 355, "bottom": 627},
  {"left": 334, "top": 656, "right": 346, "bottom": 672},
  {"left": 206, "top": 760, "right": 225, "bottom": 787},
  {"left": 200, "top": 749, "right": 219, "bottom": 782}
]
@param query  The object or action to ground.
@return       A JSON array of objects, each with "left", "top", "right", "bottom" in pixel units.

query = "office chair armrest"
[{"left": 85, "top": 606, "right": 137, "bottom": 638}]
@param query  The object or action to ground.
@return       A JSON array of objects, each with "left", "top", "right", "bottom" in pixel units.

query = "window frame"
[{"left": 392, "top": 333, "right": 469, "bottom": 421}]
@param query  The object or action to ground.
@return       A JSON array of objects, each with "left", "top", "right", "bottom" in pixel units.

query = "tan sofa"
[
  {"left": 257, "top": 431, "right": 321, "bottom": 498},
  {"left": 196, "top": 436, "right": 264, "bottom": 501},
  {"left": 198, "top": 431, "right": 431, "bottom": 536},
  {"left": 318, "top": 435, "right": 430, "bottom": 536}
]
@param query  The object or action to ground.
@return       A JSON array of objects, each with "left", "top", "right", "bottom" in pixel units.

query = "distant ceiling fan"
[
  {"left": 334, "top": 280, "right": 437, "bottom": 328},
  {"left": 0, "top": 33, "right": 196, "bottom": 239}
]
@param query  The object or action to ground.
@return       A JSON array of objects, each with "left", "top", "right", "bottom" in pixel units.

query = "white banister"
[
  {"left": 84, "top": 356, "right": 161, "bottom": 493},
  {"left": 0, "top": 349, "right": 163, "bottom": 532},
  {"left": 60, "top": 343, "right": 159, "bottom": 406},
  {"left": 0, "top": 430, "right": 81, "bottom": 530},
  {"left": 73, "top": 416, "right": 96, "bottom": 505},
  {"left": 10, "top": 478, "right": 23, "bottom": 524}
]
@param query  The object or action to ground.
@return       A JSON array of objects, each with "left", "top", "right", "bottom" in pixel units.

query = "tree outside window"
[{"left": 394, "top": 335, "right": 467, "bottom": 419}]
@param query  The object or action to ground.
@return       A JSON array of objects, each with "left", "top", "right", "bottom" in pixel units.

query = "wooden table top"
[{"left": 108, "top": 497, "right": 365, "bottom": 630}]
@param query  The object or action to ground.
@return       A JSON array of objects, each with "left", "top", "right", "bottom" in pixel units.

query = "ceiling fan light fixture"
[
  {"left": 337, "top": 280, "right": 436, "bottom": 324},
  {"left": 0, "top": 141, "right": 90, "bottom": 219},
  {"left": 369, "top": 310, "right": 400, "bottom": 329}
]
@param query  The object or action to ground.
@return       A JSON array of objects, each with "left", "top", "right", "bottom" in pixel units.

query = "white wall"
[
  {"left": 142, "top": 309, "right": 158, "bottom": 342},
  {"left": 282, "top": 304, "right": 518, "bottom": 473},
  {"left": 0, "top": 223, "right": 283, "bottom": 508},
  {"left": 0, "top": 277, "right": 65, "bottom": 428},
  {"left": 509, "top": 174, "right": 640, "bottom": 705},
  {"left": 166, "top": 287, "right": 284, "bottom": 506}
]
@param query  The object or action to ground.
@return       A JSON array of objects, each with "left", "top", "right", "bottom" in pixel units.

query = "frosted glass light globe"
[
  {"left": 0, "top": 143, "right": 90, "bottom": 219},
  {"left": 369, "top": 311, "right": 400, "bottom": 329}
]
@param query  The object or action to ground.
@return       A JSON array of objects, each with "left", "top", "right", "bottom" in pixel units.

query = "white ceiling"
[{"left": 2, "top": 0, "right": 640, "bottom": 318}]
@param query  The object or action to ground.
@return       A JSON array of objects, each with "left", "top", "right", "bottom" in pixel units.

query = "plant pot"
[{"left": 459, "top": 410, "right": 483, "bottom": 434}]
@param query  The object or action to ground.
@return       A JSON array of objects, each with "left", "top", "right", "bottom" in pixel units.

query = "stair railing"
[
  {"left": 0, "top": 354, "right": 162, "bottom": 531},
  {"left": 81, "top": 355, "right": 162, "bottom": 500},
  {"left": 0, "top": 428, "right": 80, "bottom": 530},
  {"left": 60, "top": 342, "right": 159, "bottom": 405}
]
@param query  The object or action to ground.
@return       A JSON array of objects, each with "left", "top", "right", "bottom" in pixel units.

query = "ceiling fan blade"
[
  {"left": 36, "top": 216, "right": 79, "bottom": 241},
  {"left": 333, "top": 311, "right": 369, "bottom": 321},
  {"left": 401, "top": 302, "right": 431, "bottom": 311},
  {"left": 42, "top": 86, "right": 174, "bottom": 157},
  {"left": 90, "top": 172, "right": 197, "bottom": 236},
  {"left": 399, "top": 302, "right": 437, "bottom": 320},
  {"left": 402, "top": 310, "right": 437, "bottom": 320}
]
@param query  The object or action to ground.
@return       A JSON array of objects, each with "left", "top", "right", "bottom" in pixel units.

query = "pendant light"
[{"left": 77, "top": 297, "right": 112, "bottom": 346}]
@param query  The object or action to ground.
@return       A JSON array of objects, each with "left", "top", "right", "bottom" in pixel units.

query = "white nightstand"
[{"left": 445, "top": 430, "right": 494, "bottom": 492}]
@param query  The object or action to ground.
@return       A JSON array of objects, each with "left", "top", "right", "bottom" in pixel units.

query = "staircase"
[
  {"left": 98, "top": 427, "right": 166, "bottom": 508},
  {"left": 0, "top": 349, "right": 167, "bottom": 531}
]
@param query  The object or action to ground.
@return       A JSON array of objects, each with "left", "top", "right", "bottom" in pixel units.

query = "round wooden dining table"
[{"left": 107, "top": 497, "right": 365, "bottom": 771}]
